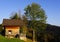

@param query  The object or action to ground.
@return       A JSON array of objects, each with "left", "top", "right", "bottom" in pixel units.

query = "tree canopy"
[
  {"left": 24, "top": 3, "right": 47, "bottom": 42},
  {"left": 10, "top": 11, "right": 22, "bottom": 20},
  {"left": 24, "top": 3, "right": 47, "bottom": 30}
]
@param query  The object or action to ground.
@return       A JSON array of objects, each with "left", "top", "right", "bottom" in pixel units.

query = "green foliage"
[
  {"left": 20, "top": 26, "right": 27, "bottom": 34},
  {"left": 0, "top": 35, "right": 24, "bottom": 42},
  {"left": 0, "top": 24, "right": 3, "bottom": 32},
  {"left": 24, "top": 3, "right": 47, "bottom": 20},
  {"left": 24, "top": 3, "right": 47, "bottom": 42},
  {"left": 22, "top": 26, "right": 27, "bottom": 33},
  {"left": 26, "top": 28, "right": 33, "bottom": 39},
  {"left": 24, "top": 2, "right": 47, "bottom": 30},
  {"left": 10, "top": 12, "right": 21, "bottom": 20},
  {"left": 22, "top": 15, "right": 28, "bottom": 25}
]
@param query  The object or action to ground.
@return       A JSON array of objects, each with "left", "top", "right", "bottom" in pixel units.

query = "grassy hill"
[{"left": 0, "top": 35, "right": 25, "bottom": 42}]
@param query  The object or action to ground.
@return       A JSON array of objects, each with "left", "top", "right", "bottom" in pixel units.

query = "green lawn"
[{"left": 0, "top": 35, "right": 25, "bottom": 42}]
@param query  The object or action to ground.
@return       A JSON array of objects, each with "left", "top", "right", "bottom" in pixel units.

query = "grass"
[
  {"left": 0, "top": 35, "right": 33, "bottom": 42},
  {"left": 0, "top": 35, "right": 25, "bottom": 42}
]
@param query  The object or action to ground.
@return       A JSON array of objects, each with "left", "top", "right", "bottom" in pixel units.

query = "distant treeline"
[{"left": 27, "top": 24, "right": 60, "bottom": 42}]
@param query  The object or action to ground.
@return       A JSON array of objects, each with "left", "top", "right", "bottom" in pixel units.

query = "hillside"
[{"left": 0, "top": 35, "right": 24, "bottom": 42}]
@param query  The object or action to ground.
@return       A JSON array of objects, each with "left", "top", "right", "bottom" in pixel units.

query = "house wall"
[{"left": 5, "top": 26, "right": 20, "bottom": 38}]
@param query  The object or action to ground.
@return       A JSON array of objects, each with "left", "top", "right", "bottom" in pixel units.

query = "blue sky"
[{"left": 0, "top": 0, "right": 60, "bottom": 26}]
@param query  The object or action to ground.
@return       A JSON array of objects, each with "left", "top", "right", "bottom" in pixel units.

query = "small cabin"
[{"left": 2, "top": 19, "right": 24, "bottom": 38}]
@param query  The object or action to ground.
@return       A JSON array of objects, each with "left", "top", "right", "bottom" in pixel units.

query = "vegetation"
[
  {"left": 0, "top": 2, "right": 60, "bottom": 42},
  {"left": 26, "top": 24, "right": 60, "bottom": 42},
  {"left": 0, "top": 24, "right": 3, "bottom": 32},
  {"left": 24, "top": 3, "right": 47, "bottom": 42},
  {"left": 0, "top": 35, "right": 24, "bottom": 42},
  {"left": 10, "top": 11, "right": 22, "bottom": 20}
]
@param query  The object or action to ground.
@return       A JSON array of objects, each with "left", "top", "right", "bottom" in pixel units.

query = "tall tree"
[
  {"left": 22, "top": 15, "right": 28, "bottom": 37},
  {"left": 22, "top": 15, "right": 28, "bottom": 25},
  {"left": 24, "top": 3, "right": 47, "bottom": 42},
  {"left": 10, "top": 11, "right": 22, "bottom": 20}
]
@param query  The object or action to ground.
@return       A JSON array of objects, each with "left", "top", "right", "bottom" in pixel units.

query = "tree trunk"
[
  {"left": 44, "top": 34, "right": 48, "bottom": 42},
  {"left": 33, "top": 30, "right": 36, "bottom": 42}
]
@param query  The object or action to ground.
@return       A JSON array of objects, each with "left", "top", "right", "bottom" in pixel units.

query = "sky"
[{"left": 0, "top": 0, "right": 60, "bottom": 26}]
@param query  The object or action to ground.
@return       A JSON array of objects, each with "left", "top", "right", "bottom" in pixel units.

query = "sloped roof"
[{"left": 2, "top": 19, "right": 24, "bottom": 26}]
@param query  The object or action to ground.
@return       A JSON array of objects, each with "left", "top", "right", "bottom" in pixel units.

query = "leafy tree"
[
  {"left": 10, "top": 11, "right": 22, "bottom": 20},
  {"left": 22, "top": 15, "right": 28, "bottom": 26},
  {"left": 24, "top": 3, "right": 47, "bottom": 42},
  {"left": 22, "top": 15, "right": 28, "bottom": 37}
]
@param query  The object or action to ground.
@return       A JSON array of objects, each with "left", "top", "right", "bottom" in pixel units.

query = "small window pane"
[{"left": 8, "top": 30, "right": 12, "bottom": 34}]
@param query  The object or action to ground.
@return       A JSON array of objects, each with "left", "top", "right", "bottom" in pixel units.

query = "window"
[{"left": 8, "top": 30, "right": 12, "bottom": 34}]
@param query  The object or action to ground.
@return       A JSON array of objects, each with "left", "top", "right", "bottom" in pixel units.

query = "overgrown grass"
[{"left": 0, "top": 35, "right": 25, "bottom": 42}]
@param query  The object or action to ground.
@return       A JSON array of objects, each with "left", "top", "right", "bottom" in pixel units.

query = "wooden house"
[{"left": 2, "top": 19, "right": 24, "bottom": 38}]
